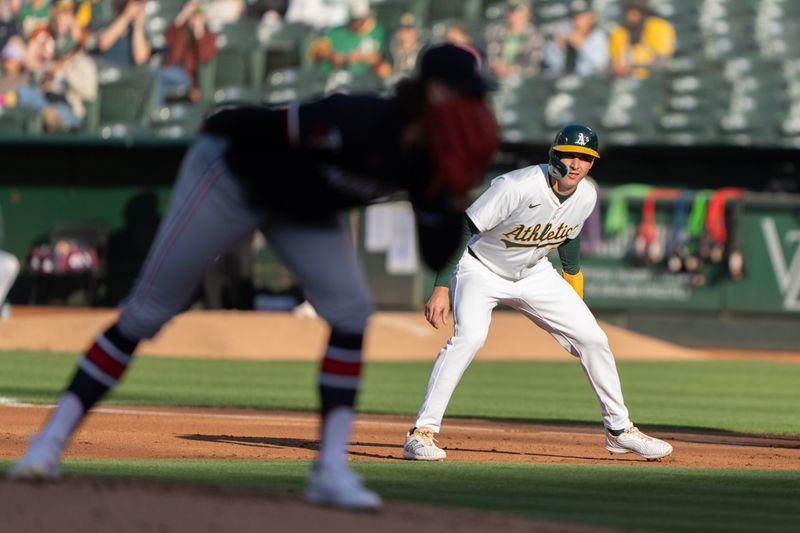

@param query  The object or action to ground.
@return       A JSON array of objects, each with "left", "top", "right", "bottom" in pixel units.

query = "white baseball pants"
[{"left": 414, "top": 251, "right": 632, "bottom": 432}]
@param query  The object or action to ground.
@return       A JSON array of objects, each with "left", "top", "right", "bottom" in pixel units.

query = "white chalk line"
[{"left": 371, "top": 314, "right": 434, "bottom": 338}]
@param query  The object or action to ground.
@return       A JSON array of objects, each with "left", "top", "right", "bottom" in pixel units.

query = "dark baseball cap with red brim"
[{"left": 419, "top": 43, "right": 493, "bottom": 96}]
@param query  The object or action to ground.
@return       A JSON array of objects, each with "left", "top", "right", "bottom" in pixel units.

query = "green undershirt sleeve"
[
  {"left": 558, "top": 234, "right": 582, "bottom": 275},
  {"left": 433, "top": 215, "right": 480, "bottom": 288}
]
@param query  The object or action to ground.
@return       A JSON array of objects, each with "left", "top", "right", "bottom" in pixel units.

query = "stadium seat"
[
  {"left": 371, "top": 0, "right": 429, "bottom": 29},
  {"left": 0, "top": 107, "right": 42, "bottom": 135},
  {"left": 493, "top": 74, "right": 553, "bottom": 143},
  {"left": 261, "top": 21, "right": 316, "bottom": 75},
  {"left": 428, "top": 0, "right": 482, "bottom": 22},
  {"left": 150, "top": 102, "right": 208, "bottom": 139},
  {"left": 323, "top": 69, "right": 386, "bottom": 95},
  {"left": 97, "top": 67, "right": 158, "bottom": 131},
  {"left": 541, "top": 74, "right": 610, "bottom": 131},
  {"left": 213, "top": 19, "right": 267, "bottom": 90},
  {"left": 213, "top": 85, "right": 263, "bottom": 105},
  {"left": 263, "top": 67, "right": 326, "bottom": 104}
]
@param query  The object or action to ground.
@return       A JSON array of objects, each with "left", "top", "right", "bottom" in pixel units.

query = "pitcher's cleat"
[
  {"left": 403, "top": 426, "right": 447, "bottom": 461},
  {"left": 605, "top": 426, "right": 673, "bottom": 460},
  {"left": 7, "top": 434, "right": 62, "bottom": 481},
  {"left": 304, "top": 463, "right": 383, "bottom": 512}
]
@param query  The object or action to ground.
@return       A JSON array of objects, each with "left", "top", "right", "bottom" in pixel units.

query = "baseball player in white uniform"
[{"left": 403, "top": 124, "right": 673, "bottom": 462}]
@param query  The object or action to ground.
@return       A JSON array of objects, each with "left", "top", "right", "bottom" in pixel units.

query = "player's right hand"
[{"left": 424, "top": 286, "right": 451, "bottom": 329}]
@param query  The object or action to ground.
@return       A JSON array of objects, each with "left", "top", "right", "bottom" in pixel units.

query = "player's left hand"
[{"left": 424, "top": 286, "right": 451, "bottom": 329}]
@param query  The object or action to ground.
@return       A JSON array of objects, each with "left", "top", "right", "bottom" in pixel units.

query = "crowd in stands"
[
  {"left": 303, "top": 0, "right": 675, "bottom": 85},
  {"left": 0, "top": 0, "right": 795, "bottom": 147}
]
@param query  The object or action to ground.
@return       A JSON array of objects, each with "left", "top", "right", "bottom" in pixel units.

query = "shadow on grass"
[{"left": 424, "top": 414, "right": 800, "bottom": 443}]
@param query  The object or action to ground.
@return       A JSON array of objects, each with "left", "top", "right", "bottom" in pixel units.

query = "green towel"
[{"left": 604, "top": 184, "right": 653, "bottom": 236}]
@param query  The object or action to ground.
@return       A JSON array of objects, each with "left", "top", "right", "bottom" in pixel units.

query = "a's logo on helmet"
[{"left": 575, "top": 132, "right": 590, "bottom": 146}]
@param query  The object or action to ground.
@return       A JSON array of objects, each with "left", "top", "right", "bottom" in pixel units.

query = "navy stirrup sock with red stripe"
[
  {"left": 318, "top": 330, "right": 363, "bottom": 416},
  {"left": 67, "top": 324, "right": 138, "bottom": 411}
]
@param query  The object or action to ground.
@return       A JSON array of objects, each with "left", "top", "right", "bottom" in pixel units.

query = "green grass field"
[
  {"left": 2, "top": 351, "right": 799, "bottom": 434},
  {"left": 2, "top": 350, "right": 799, "bottom": 532}
]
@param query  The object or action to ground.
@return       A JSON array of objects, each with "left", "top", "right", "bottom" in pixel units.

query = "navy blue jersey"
[{"left": 203, "top": 93, "right": 431, "bottom": 214}]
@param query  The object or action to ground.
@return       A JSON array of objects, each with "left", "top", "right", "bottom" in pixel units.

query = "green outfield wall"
[{"left": 1, "top": 139, "right": 799, "bottom": 323}]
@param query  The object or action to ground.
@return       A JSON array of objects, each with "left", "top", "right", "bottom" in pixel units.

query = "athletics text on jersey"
[{"left": 465, "top": 164, "right": 596, "bottom": 280}]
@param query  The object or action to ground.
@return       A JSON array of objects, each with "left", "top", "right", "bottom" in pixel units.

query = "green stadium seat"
[
  {"left": 150, "top": 102, "right": 208, "bottom": 139},
  {"left": 212, "top": 85, "right": 263, "bottom": 105},
  {"left": 212, "top": 19, "right": 268, "bottom": 90},
  {"left": 78, "top": 98, "right": 100, "bottom": 135},
  {"left": 263, "top": 67, "right": 326, "bottom": 104},
  {"left": 97, "top": 67, "right": 157, "bottom": 130},
  {"left": 0, "top": 106, "right": 42, "bottom": 135},
  {"left": 428, "top": 0, "right": 482, "bottom": 22},
  {"left": 261, "top": 21, "right": 316, "bottom": 74},
  {"left": 371, "top": 0, "right": 430, "bottom": 30},
  {"left": 323, "top": 69, "right": 385, "bottom": 95}
]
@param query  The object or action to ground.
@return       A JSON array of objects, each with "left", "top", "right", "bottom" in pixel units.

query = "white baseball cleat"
[
  {"left": 304, "top": 463, "right": 383, "bottom": 511},
  {"left": 403, "top": 426, "right": 447, "bottom": 461},
  {"left": 605, "top": 426, "right": 673, "bottom": 460},
  {"left": 7, "top": 434, "right": 62, "bottom": 481}
]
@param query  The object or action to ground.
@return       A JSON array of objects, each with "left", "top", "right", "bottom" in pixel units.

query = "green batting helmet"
[
  {"left": 548, "top": 123, "right": 600, "bottom": 180},
  {"left": 552, "top": 123, "right": 600, "bottom": 158}
]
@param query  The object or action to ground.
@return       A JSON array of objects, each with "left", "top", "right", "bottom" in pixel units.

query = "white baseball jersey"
[{"left": 466, "top": 164, "right": 597, "bottom": 280}]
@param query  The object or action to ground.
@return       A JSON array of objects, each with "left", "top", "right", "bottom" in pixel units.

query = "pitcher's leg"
[
  {"left": 9, "top": 136, "right": 264, "bottom": 480},
  {"left": 76, "top": 136, "right": 263, "bottom": 414},
  {"left": 118, "top": 137, "right": 263, "bottom": 340},
  {"left": 263, "top": 214, "right": 381, "bottom": 510}
]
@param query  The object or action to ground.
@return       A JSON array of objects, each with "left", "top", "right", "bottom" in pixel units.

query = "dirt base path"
[{"left": 3, "top": 404, "right": 798, "bottom": 470}]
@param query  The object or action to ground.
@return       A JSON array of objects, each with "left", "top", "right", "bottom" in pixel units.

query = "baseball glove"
[
  {"left": 424, "top": 96, "right": 500, "bottom": 200},
  {"left": 410, "top": 96, "right": 499, "bottom": 271}
]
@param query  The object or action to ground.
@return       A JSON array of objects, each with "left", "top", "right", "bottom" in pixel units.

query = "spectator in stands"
[
  {"left": 27, "top": 9, "right": 98, "bottom": 132},
  {"left": 308, "top": 0, "right": 388, "bottom": 76},
  {"left": 249, "top": 0, "right": 288, "bottom": 25},
  {"left": 543, "top": 0, "right": 608, "bottom": 78},
  {"left": 86, "top": 0, "right": 151, "bottom": 69},
  {"left": 51, "top": 0, "right": 85, "bottom": 58},
  {"left": 0, "top": 35, "right": 47, "bottom": 109},
  {"left": 388, "top": 12, "right": 423, "bottom": 80},
  {"left": 0, "top": 0, "right": 20, "bottom": 51},
  {"left": 203, "top": 0, "right": 245, "bottom": 26},
  {"left": 16, "top": 0, "right": 51, "bottom": 39},
  {"left": 485, "top": 0, "right": 543, "bottom": 80},
  {"left": 609, "top": 0, "right": 675, "bottom": 79},
  {"left": 442, "top": 22, "right": 472, "bottom": 49},
  {"left": 285, "top": 0, "right": 348, "bottom": 30},
  {"left": 158, "top": 0, "right": 217, "bottom": 105}
]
